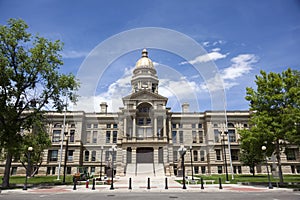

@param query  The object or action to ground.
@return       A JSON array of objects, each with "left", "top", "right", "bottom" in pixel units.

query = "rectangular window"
[
  {"left": 193, "top": 150, "right": 198, "bottom": 161},
  {"left": 68, "top": 150, "right": 74, "bottom": 161},
  {"left": 113, "top": 131, "right": 117, "bottom": 143},
  {"left": 107, "top": 124, "right": 111, "bottom": 128},
  {"left": 217, "top": 166, "right": 223, "bottom": 174},
  {"left": 113, "top": 124, "right": 118, "bottom": 128},
  {"left": 179, "top": 131, "right": 184, "bottom": 143},
  {"left": 201, "top": 166, "right": 206, "bottom": 174},
  {"left": 92, "top": 131, "right": 97, "bottom": 143},
  {"left": 214, "top": 129, "right": 220, "bottom": 142},
  {"left": 67, "top": 167, "right": 72, "bottom": 175},
  {"left": 84, "top": 151, "right": 89, "bottom": 162},
  {"left": 172, "top": 124, "right": 176, "bottom": 128},
  {"left": 138, "top": 118, "right": 144, "bottom": 125},
  {"left": 70, "top": 130, "right": 75, "bottom": 142},
  {"left": 296, "top": 166, "right": 300, "bottom": 173},
  {"left": 231, "top": 149, "right": 239, "bottom": 161},
  {"left": 238, "top": 166, "right": 242, "bottom": 174},
  {"left": 146, "top": 118, "right": 151, "bottom": 124},
  {"left": 87, "top": 123, "right": 92, "bottom": 129},
  {"left": 105, "top": 151, "right": 110, "bottom": 161},
  {"left": 51, "top": 167, "right": 56, "bottom": 175},
  {"left": 192, "top": 124, "right": 196, "bottom": 129},
  {"left": 199, "top": 131, "right": 204, "bottom": 143},
  {"left": 228, "top": 129, "right": 236, "bottom": 142},
  {"left": 286, "top": 149, "right": 296, "bottom": 160},
  {"left": 172, "top": 131, "right": 177, "bottom": 143},
  {"left": 52, "top": 130, "right": 61, "bottom": 142},
  {"left": 106, "top": 131, "right": 111, "bottom": 143},
  {"left": 216, "top": 149, "right": 221, "bottom": 161},
  {"left": 91, "top": 151, "right": 96, "bottom": 162},
  {"left": 192, "top": 131, "right": 197, "bottom": 143},
  {"left": 198, "top": 123, "right": 202, "bottom": 129},
  {"left": 179, "top": 124, "right": 183, "bottom": 128},
  {"left": 200, "top": 150, "right": 205, "bottom": 161},
  {"left": 86, "top": 131, "right": 91, "bottom": 143},
  {"left": 91, "top": 166, "right": 95, "bottom": 174},
  {"left": 194, "top": 166, "right": 199, "bottom": 174},
  {"left": 47, "top": 167, "right": 51, "bottom": 175},
  {"left": 93, "top": 123, "right": 98, "bottom": 129},
  {"left": 173, "top": 150, "right": 178, "bottom": 161},
  {"left": 49, "top": 150, "right": 58, "bottom": 161}
]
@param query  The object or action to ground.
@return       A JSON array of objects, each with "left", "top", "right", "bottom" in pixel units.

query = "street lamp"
[
  {"left": 189, "top": 146, "right": 194, "bottom": 181},
  {"left": 261, "top": 145, "right": 273, "bottom": 189},
  {"left": 23, "top": 146, "right": 33, "bottom": 190},
  {"left": 63, "top": 132, "right": 69, "bottom": 184},
  {"left": 109, "top": 145, "right": 117, "bottom": 190},
  {"left": 220, "top": 131, "right": 229, "bottom": 182},
  {"left": 100, "top": 146, "right": 103, "bottom": 180},
  {"left": 178, "top": 145, "right": 187, "bottom": 189}
]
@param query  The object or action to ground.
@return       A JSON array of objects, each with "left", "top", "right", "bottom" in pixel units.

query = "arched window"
[
  {"left": 54, "top": 123, "right": 62, "bottom": 128},
  {"left": 227, "top": 123, "right": 235, "bottom": 128}
]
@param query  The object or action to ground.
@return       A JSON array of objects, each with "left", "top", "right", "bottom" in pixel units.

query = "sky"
[{"left": 1, "top": 0, "right": 300, "bottom": 112}]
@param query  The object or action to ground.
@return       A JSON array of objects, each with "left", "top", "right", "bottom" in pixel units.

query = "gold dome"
[{"left": 135, "top": 49, "right": 154, "bottom": 68}]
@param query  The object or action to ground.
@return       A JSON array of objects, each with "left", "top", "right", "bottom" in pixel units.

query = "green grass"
[{"left": 0, "top": 175, "right": 74, "bottom": 186}]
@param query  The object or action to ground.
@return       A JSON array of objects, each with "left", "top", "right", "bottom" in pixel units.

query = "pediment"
[{"left": 122, "top": 90, "right": 168, "bottom": 102}]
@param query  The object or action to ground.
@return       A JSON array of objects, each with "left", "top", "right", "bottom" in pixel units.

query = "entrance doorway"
[{"left": 136, "top": 147, "right": 154, "bottom": 163}]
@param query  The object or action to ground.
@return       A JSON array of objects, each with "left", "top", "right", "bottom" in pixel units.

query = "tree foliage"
[
  {"left": 0, "top": 18, "right": 79, "bottom": 188},
  {"left": 244, "top": 68, "right": 300, "bottom": 184}
]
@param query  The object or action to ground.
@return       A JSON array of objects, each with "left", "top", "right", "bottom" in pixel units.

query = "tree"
[
  {"left": 245, "top": 68, "right": 300, "bottom": 184},
  {"left": 0, "top": 18, "right": 79, "bottom": 188}
]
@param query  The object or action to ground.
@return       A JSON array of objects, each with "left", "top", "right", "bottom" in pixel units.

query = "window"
[
  {"left": 106, "top": 131, "right": 111, "bottom": 143},
  {"left": 217, "top": 166, "right": 223, "bottom": 174},
  {"left": 198, "top": 123, "right": 202, "bottom": 129},
  {"left": 91, "top": 151, "right": 96, "bottom": 162},
  {"left": 179, "top": 124, "right": 183, "bottom": 128},
  {"left": 172, "top": 131, "right": 177, "bottom": 143},
  {"left": 107, "top": 124, "right": 111, "bottom": 128},
  {"left": 91, "top": 167, "right": 95, "bottom": 174},
  {"left": 71, "top": 124, "right": 76, "bottom": 128},
  {"left": 286, "top": 149, "right": 296, "bottom": 160},
  {"left": 296, "top": 166, "right": 300, "bottom": 173},
  {"left": 194, "top": 166, "right": 199, "bottom": 174},
  {"left": 192, "top": 124, "right": 196, "bottom": 129},
  {"left": 47, "top": 166, "right": 56, "bottom": 175},
  {"left": 200, "top": 150, "right": 205, "bottom": 161},
  {"left": 193, "top": 150, "right": 198, "bottom": 161},
  {"left": 173, "top": 150, "right": 178, "bottom": 161},
  {"left": 138, "top": 118, "right": 144, "bottom": 125},
  {"left": 70, "top": 130, "right": 75, "bottom": 142},
  {"left": 113, "top": 131, "right": 117, "bottom": 143},
  {"left": 179, "top": 131, "right": 183, "bottom": 143},
  {"left": 87, "top": 124, "right": 92, "bottom": 129},
  {"left": 216, "top": 149, "right": 221, "bottom": 161},
  {"left": 93, "top": 124, "right": 98, "bottom": 129},
  {"left": 92, "top": 131, "right": 97, "bottom": 143},
  {"left": 84, "top": 151, "right": 89, "bottom": 162},
  {"left": 52, "top": 130, "right": 61, "bottom": 142},
  {"left": 105, "top": 151, "right": 110, "bottom": 161},
  {"left": 68, "top": 150, "right": 74, "bottom": 161},
  {"left": 199, "top": 131, "right": 204, "bottom": 143},
  {"left": 113, "top": 124, "right": 118, "bottom": 128},
  {"left": 172, "top": 124, "right": 176, "bottom": 128},
  {"left": 231, "top": 149, "right": 239, "bottom": 161},
  {"left": 213, "top": 123, "right": 218, "bottom": 128},
  {"left": 54, "top": 123, "right": 62, "bottom": 128},
  {"left": 192, "top": 131, "right": 197, "bottom": 143},
  {"left": 146, "top": 118, "right": 151, "bottom": 124},
  {"left": 49, "top": 150, "right": 58, "bottom": 161},
  {"left": 214, "top": 129, "right": 220, "bottom": 142},
  {"left": 228, "top": 130, "right": 236, "bottom": 142},
  {"left": 201, "top": 166, "right": 206, "bottom": 174},
  {"left": 86, "top": 131, "right": 91, "bottom": 143},
  {"left": 227, "top": 123, "right": 235, "bottom": 128},
  {"left": 67, "top": 167, "right": 72, "bottom": 174}
]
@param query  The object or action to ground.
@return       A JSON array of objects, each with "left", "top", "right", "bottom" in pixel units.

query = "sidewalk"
[{"left": 0, "top": 176, "right": 294, "bottom": 194}]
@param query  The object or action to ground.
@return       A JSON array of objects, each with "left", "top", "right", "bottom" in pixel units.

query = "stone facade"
[{"left": 1, "top": 49, "right": 300, "bottom": 177}]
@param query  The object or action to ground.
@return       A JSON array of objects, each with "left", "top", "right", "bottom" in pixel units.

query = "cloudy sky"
[{"left": 1, "top": 0, "right": 299, "bottom": 112}]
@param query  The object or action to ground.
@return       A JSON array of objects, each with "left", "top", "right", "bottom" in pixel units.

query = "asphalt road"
[{"left": 1, "top": 192, "right": 300, "bottom": 200}]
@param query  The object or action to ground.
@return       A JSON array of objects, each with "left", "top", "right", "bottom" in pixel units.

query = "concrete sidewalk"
[{"left": 0, "top": 176, "right": 294, "bottom": 194}]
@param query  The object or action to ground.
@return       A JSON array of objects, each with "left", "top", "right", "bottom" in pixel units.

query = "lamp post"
[
  {"left": 261, "top": 145, "right": 273, "bottom": 189},
  {"left": 100, "top": 146, "right": 103, "bottom": 180},
  {"left": 178, "top": 145, "right": 187, "bottom": 189},
  {"left": 109, "top": 145, "right": 116, "bottom": 190},
  {"left": 63, "top": 132, "right": 69, "bottom": 184},
  {"left": 220, "top": 131, "right": 229, "bottom": 182},
  {"left": 189, "top": 146, "right": 194, "bottom": 180},
  {"left": 23, "top": 146, "right": 33, "bottom": 190}
]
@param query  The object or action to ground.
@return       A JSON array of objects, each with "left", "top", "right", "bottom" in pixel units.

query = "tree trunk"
[
  {"left": 275, "top": 140, "right": 284, "bottom": 184},
  {"left": 252, "top": 165, "right": 255, "bottom": 177},
  {"left": 2, "top": 152, "right": 12, "bottom": 188}
]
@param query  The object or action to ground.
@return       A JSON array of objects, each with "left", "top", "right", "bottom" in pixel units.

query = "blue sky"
[{"left": 1, "top": 0, "right": 300, "bottom": 112}]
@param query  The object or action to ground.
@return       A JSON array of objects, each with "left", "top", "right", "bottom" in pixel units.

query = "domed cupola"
[{"left": 131, "top": 49, "right": 159, "bottom": 94}]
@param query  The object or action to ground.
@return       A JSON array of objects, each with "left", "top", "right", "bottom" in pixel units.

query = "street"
[{"left": 1, "top": 192, "right": 300, "bottom": 200}]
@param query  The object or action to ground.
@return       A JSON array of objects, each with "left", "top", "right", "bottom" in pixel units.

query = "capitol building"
[{"left": 2, "top": 49, "right": 300, "bottom": 177}]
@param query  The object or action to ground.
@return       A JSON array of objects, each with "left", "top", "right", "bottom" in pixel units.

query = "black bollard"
[
  {"left": 147, "top": 177, "right": 150, "bottom": 189},
  {"left": 201, "top": 177, "right": 204, "bottom": 189},
  {"left": 73, "top": 178, "right": 77, "bottom": 190},
  {"left": 165, "top": 177, "right": 168, "bottom": 189},
  {"left": 219, "top": 177, "right": 223, "bottom": 189},
  {"left": 129, "top": 178, "right": 132, "bottom": 190},
  {"left": 92, "top": 178, "right": 95, "bottom": 190}
]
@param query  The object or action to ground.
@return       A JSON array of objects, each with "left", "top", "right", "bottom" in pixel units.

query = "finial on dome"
[{"left": 142, "top": 48, "right": 148, "bottom": 57}]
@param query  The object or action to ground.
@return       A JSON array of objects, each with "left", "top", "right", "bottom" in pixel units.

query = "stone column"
[
  {"left": 154, "top": 116, "right": 157, "bottom": 138},
  {"left": 132, "top": 147, "right": 137, "bottom": 164},
  {"left": 163, "top": 117, "right": 166, "bottom": 138},
  {"left": 133, "top": 117, "right": 136, "bottom": 138},
  {"left": 123, "top": 117, "right": 127, "bottom": 137}
]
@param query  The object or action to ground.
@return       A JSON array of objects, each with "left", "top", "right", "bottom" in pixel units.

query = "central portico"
[{"left": 116, "top": 49, "right": 171, "bottom": 176}]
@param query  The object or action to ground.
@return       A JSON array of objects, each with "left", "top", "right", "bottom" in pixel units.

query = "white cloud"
[
  {"left": 180, "top": 50, "right": 228, "bottom": 65},
  {"left": 61, "top": 50, "right": 89, "bottom": 59}
]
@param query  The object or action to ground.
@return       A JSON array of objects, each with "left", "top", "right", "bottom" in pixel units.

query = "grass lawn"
[{"left": 0, "top": 175, "right": 74, "bottom": 186}]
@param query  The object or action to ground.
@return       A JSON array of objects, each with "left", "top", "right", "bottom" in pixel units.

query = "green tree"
[
  {"left": 245, "top": 68, "right": 300, "bottom": 184},
  {"left": 0, "top": 19, "right": 79, "bottom": 188}
]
